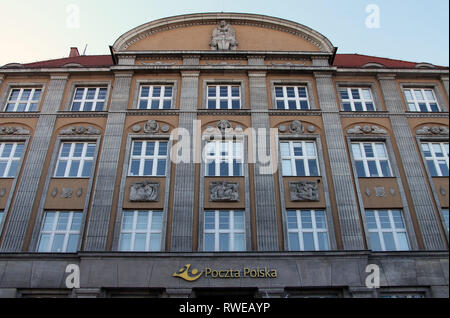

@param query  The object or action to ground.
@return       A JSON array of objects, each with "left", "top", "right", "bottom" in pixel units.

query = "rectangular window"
[
  {"left": 365, "top": 210, "right": 410, "bottom": 251},
  {"left": 0, "top": 210, "right": 4, "bottom": 226},
  {"left": 404, "top": 88, "right": 440, "bottom": 112},
  {"left": 286, "top": 210, "right": 330, "bottom": 251},
  {"left": 421, "top": 142, "right": 449, "bottom": 177},
  {"left": 138, "top": 85, "right": 173, "bottom": 110},
  {"left": 37, "top": 211, "right": 82, "bottom": 253},
  {"left": 207, "top": 85, "right": 241, "bottom": 109},
  {"left": 71, "top": 87, "right": 107, "bottom": 111},
  {"left": 54, "top": 142, "right": 96, "bottom": 178},
  {"left": 274, "top": 86, "right": 310, "bottom": 110},
  {"left": 0, "top": 142, "right": 25, "bottom": 178},
  {"left": 119, "top": 210, "right": 163, "bottom": 251},
  {"left": 442, "top": 209, "right": 449, "bottom": 232},
  {"left": 204, "top": 210, "right": 245, "bottom": 252},
  {"left": 280, "top": 141, "right": 320, "bottom": 177},
  {"left": 205, "top": 140, "right": 243, "bottom": 177},
  {"left": 351, "top": 142, "right": 392, "bottom": 177},
  {"left": 4, "top": 88, "right": 41, "bottom": 112},
  {"left": 339, "top": 87, "right": 376, "bottom": 111},
  {"left": 128, "top": 141, "right": 168, "bottom": 176}
]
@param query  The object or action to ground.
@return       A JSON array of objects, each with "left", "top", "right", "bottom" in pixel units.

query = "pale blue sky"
[{"left": 0, "top": 0, "right": 448, "bottom": 66}]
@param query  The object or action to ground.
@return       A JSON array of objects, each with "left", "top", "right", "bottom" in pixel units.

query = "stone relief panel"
[
  {"left": 60, "top": 126, "right": 101, "bottom": 135},
  {"left": 416, "top": 125, "right": 449, "bottom": 136},
  {"left": 0, "top": 126, "right": 30, "bottom": 135},
  {"left": 131, "top": 120, "right": 171, "bottom": 134},
  {"left": 289, "top": 180, "right": 320, "bottom": 202},
  {"left": 278, "top": 121, "right": 316, "bottom": 134},
  {"left": 129, "top": 181, "right": 160, "bottom": 202},
  {"left": 209, "top": 181, "right": 239, "bottom": 202},
  {"left": 347, "top": 125, "right": 387, "bottom": 135},
  {"left": 210, "top": 21, "right": 238, "bottom": 50}
]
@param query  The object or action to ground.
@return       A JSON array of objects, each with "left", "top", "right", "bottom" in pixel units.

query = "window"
[
  {"left": 54, "top": 142, "right": 96, "bottom": 178},
  {"left": 280, "top": 141, "right": 319, "bottom": 176},
  {"left": 207, "top": 85, "right": 241, "bottom": 109},
  {"left": 274, "top": 86, "right": 310, "bottom": 110},
  {"left": 0, "top": 142, "right": 24, "bottom": 178},
  {"left": 119, "top": 210, "right": 163, "bottom": 251},
  {"left": 365, "top": 210, "right": 410, "bottom": 251},
  {"left": 71, "top": 87, "right": 107, "bottom": 111},
  {"left": 442, "top": 209, "right": 449, "bottom": 232},
  {"left": 205, "top": 140, "right": 243, "bottom": 177},
  {"left": 421, "top": 142, "right": 449, "bottom": 177},
  {"left": 339, "top": 87, "right": 376, "bottom": 111},
  {"left": 286, "top": 210, "right": 330, "bottom": 251},
  {"left": 404, "top": 88, "right": 440, "bottom": 112},
  {"left": 37, "top": 211, "right": 82, "bottom": 253},
  {"left": 138, "top": 85, "right": 173, "bottom": 109},
  {"left": 4, "top": 88, "right": 41, "bottom": 112},
  {"left": 0, "top": 210, "right": 4, "bottom": 226},
  {"left": 128, "top": 141, "right": 168, "bottom": 176},
  {"left": 351, "top": 142, "right": 392, "bottom": 177},
  {"left": 204, "top": 210, "right": 245, "bottom": 252}
]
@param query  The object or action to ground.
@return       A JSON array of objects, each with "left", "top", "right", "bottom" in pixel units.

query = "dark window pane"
[
  {"left": 231, "top": 99, "right": 240, "bottom": 109},
  {"left": 288, "top": 100, "right": 297, "bottom": 110},
  {"left": 140, "top": 86, "right": 149, "bottom": 97},
  {"left": 143, "top": 160, "right": 153, "bottom": 175},
  {"left": 164, "top": 87, "right": 173, "bottom": 97},
  {"left": 138, "top": 100, "right": 148, "bottom": 109},
  {"left": 295, "top": 159, "right": 306, "bottom": 176},
  {"left": 151, "top": 100, "right": 160, "bottom": 109},
  {"left": 365, "top": 102, "right": 375, "bottom": 111},
  {"left": 368, "top": 161, "right": 379, "bottom": 177},
  {"left": 152, "top": 86, "right": 161, "bottom": 97},
  {"left": 298, "top": 87, "right": 307, "bottom": 98},
  {"left": 156, "top": 159, "right": 166, "bottom": 176},
  {"left": 286, "top": 87, "right": 295, "bottom": 97},
  {"left": 426, "top": 160, "right": 438, "bottom": 177},
  {"left": 308, "top": 159, "right": 319, "bottom": 176},
  {"left": 95, "top": 102, "right": 104, "bottom": 111},
  {"left": 418, "top": 103, "right": 428, "bottom": 112},
  {"left": 342, "top": 103, "right": 352, "bottom": 111},
  {"left": 354, "top": 102, "right": 363, "bottom": 111},
  {"left": 220, "top": 161, "right": 228, "bottom": 176},
  {"left": 208, "top": 86, "right": 216, "bottom": 97},
  {"left": 300, "top": 100, "right": 309, "bottom": 110},
  {"left": 276, "top": 100, "right": 285, "bottom": 109},
  {"left": 340, "top": 89, "right": 349, "bottom": 99},
  {"left": 430, "top": 103, "right": 439, "bottom": 112},
  {"left": 355, "top": 161, "right": 366, "bottom": 177},
  {"left": 275, "top": 87, "right": 283, "bottom": 97},
  {"left": 163, "top": 100, "right": 171, "bottom": 109}
]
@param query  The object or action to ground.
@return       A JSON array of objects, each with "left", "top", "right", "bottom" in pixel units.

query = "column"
[
  {"left": 84, "top": 72, "right": 133, "bottom": 251},
  {"left": 170, "top": 71, "right": 199, "bottom": 251},
  {"left": 314, "top": 72, "right": 365, "bottom": 250},
  {"left": 1, "top": 75, "right": 68, "bottom": 252},
  {"left": 378, "top": 75, "right": 446, "bottom": 250},
  {"left": 249, "top": 71, "right": 279, "bottom": 251}
]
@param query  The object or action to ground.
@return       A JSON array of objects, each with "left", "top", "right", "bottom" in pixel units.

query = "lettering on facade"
[
  {"left": 129, "top": 181, "right": 160, "bottom": 202},
  {"left": 210, "top": 21, "right": 238, "bottom": 50},
  {"left": 289, "top": 180, "right": 320, "bottom": 202},
  {"left": 209, "top": 181, "right": 239, "bottom": 202}
]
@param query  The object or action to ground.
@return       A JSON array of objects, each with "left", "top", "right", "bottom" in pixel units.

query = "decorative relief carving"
[
  {"left": 209, "top": 181, "right": 239, "bottom": 202},
  {"left": 0, "top": 188, "right": 6, "bottom": 198},
  {"left": 60, "top": 126, "right": 101, "bottom": 135},
  {"left": 365, "top": 187, "right": 371, "bottom": 197},
  {"left": 270, "top": 62, "right": 306, "bottom": 66},
  {"left": 416, "top": 126, "right": 449, "bottom": 136},
  {"left": 217, "top": 120, "right": 232, "bottom": 133},
  {"left": 132, "top": 125, "right": 142, "bottom": 133},
  {"left": 130, "top": 181, "right": 160, "bottom": 202},
  {"left": 347, "top": 125, "right": 387, "bottom": 135},
  {"left": 278, "top": 125, "right": 287, "bottom": 133},
  {"left": 0, "top": 126, "right": 30, "bottom": 135},
  {"left": 144, "top": 120, "right": 159, "bottom": 134},
  {"left": 206, "top": 61, "right": 242, "bottom": 66},
  {"left": 307, "top": 125, "right": 316, "bottom": 133},
  {"left": 440, "top": 186, "right": 447, "bottom": 196},
  {"left": 140, "top": 61, "right": 177, "bottom": 66},
  {"left": 289, "top": 120, "right": 304, "bottom": 134},
  {"left": 76, "top": 188, "right": 83, "bottom": 198},
  {"left": 374, "top": 187, "right": 386, "bottom": 198},
  {"left": 51, "top": 188, "right": 58, "bottom": 198},
  {"left": 161, "top": 125, "right": 170, "bottom": 133},
  {"left": 61, "top": 188, "right": 73, "bottom": 199},
  {"left": 210, "top": 21, "right": 238, "bottom": 50},
  {"left": 389, "top": 187, "right": 396, "bottom": 196},
  {"left": 289, "top": 181, "right": 320, "bottom": 202}
]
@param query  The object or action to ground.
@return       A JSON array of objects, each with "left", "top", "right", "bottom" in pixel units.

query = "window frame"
[
  {"left": 273, "top": 85, "right": 310, "bottom": 110},
  {"left": 118, "top": 210, "right": 164, "bottom": 252},
  {"left": 36, "top": 211, "right": 83, "bottom": 253},
  {"left": 403, "top": 88, "right": 441, "bottom": 112},
  {"left": 132, "top": 80, "right": 178, "bottom": 110},
  {"left": 399, "top": 82, "right": 448, "bottom": 113},
  {"left": 420, "top": 141, "right": 449, "bottom": 177},
  {"left": 0, "top": 142, "right": 25, "bottom": 178},
  {"left": 206, "top": 85, "right": 242, "bottom": 110},
  {"left": 203, "top": 210, "right": 246, "bottom": 252},
  {"left": 279, "top": 140, "right": 320, "bottom": 177},
  {"left": 350, "top": 141, "right": 393, "bottom": 178},
  {"left": 286, "top": 209, "right": 330, "bottom": 251},
  {"left": 64, "top": 81, "right": 111, "bottom": 112},
  {"left": 54, "top": 142, "right": 97, "bottom": 178},
  {"left": 338, "top": 87, "right": 377, "bottom": 112},
  {"left": 3, "top": 87, "right": 43, "bottom": 112},
  {"left": 204, "top": 139, "right": 244, "bottom": 177},
  {"left": 270, "top": 80, "right": 317, "bottom": 110},
  {"left": 365, "top": 209, "right": 410, "bottom": 251},
  {"left": 137, "top": 85, "right": 174, "bottom": 110},
  {"left": 202, "top": 79, "right": 247, "bottom": 110},
  {"left": 70, "top": 86, "right": 108, "bottom": 112},
  {"left": 128, "top": 140, "right": 169, "bottom": 177}
]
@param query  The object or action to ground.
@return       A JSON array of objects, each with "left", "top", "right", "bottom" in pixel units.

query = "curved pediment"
[{"left": 112, "top": 13, "right": 335, "bottom": 53}]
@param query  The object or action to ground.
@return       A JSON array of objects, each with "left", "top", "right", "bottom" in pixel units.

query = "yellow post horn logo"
[{"left": 173, "top": 264, "right": 203, "bottom": 282}]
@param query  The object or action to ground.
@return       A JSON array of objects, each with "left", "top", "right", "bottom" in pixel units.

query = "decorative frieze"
[
  {"left": 209, "top": 181, "right": 239, "bottom": 202},
  {"left": 61, "top": 188, "right": 73, "bottom": 199},
  {"left": 60, "top": 126, "right": 101, "bottom": 135},
  {"left": 416, "top": 126, "right": 449, "bottom": 136},
  {"left": 347, "top": 125, "right": 387, "bottom": 135},
  {"left": 0, "top": 188, "right": 6, "bottom": 198},
  {"left": 289, "top": 180, "right": 320, "bottom": 202},
  {"left": 0, "top": 126, "right": 30, "bottom": 135},
  {"left": 129, "top": 181, "right": 160, "bottom": 202}
]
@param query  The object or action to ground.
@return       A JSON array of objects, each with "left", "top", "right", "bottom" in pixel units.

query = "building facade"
[{"left": 0, "top": 13, "right": 448, "bottom": 298}]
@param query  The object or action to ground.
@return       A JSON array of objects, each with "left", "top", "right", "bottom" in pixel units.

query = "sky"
[{"left": 0, "top": 0, "right": 448, "bottom": 66}]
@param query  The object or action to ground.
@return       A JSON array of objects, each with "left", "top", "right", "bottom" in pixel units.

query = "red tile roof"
[
  {"left": 6, "top": 53, "right": 446, "bottom": 70},
  {"left": 333, "top": 53, "right": 448, "bottom": 69}
]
